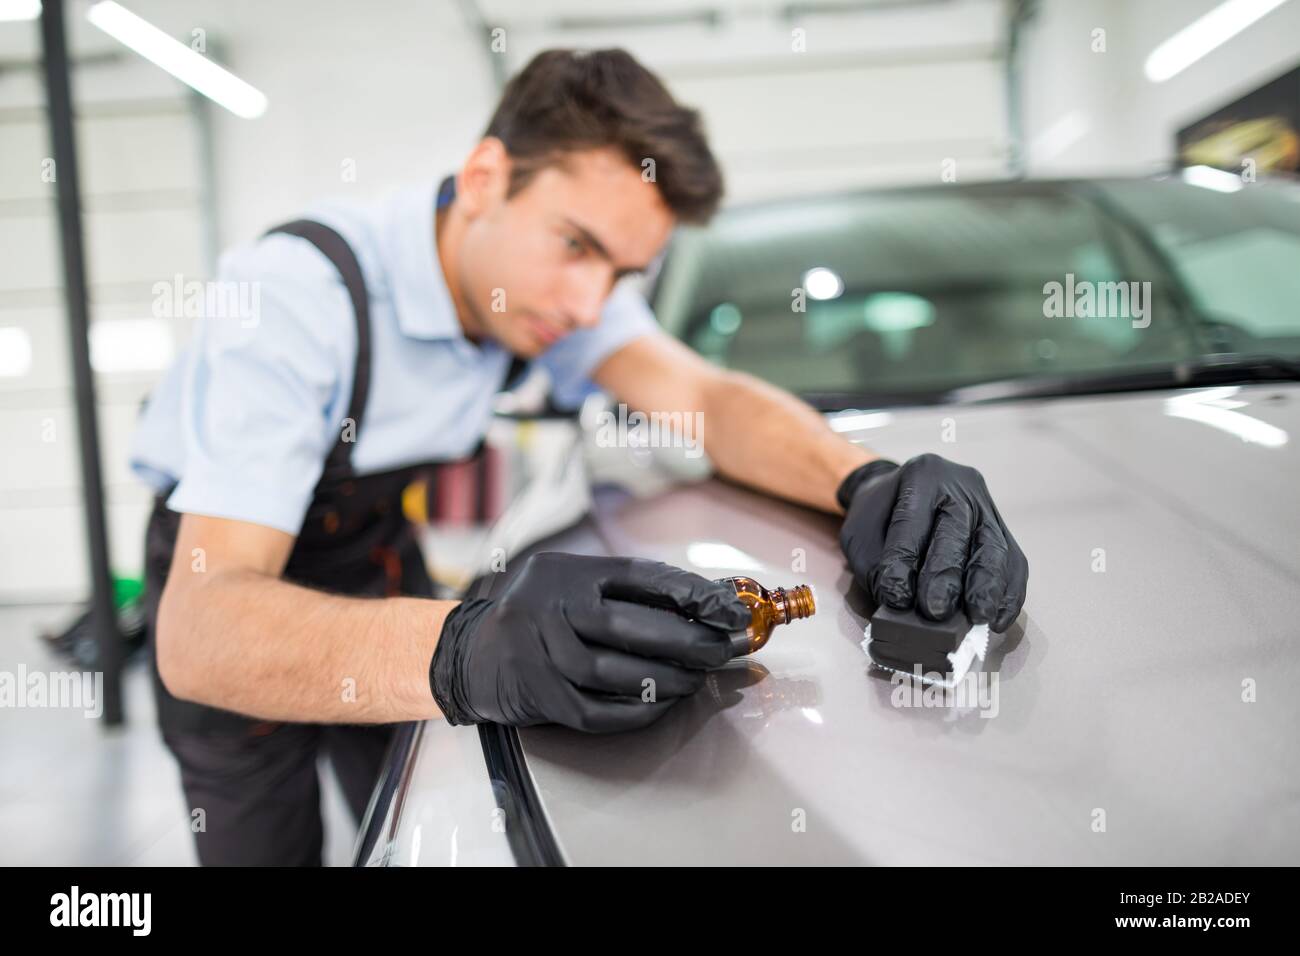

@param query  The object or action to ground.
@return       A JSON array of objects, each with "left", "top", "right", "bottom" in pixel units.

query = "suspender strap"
[
  {"left": 264, "top": 219, "right": 372, "bottom": 482},
  {"left": 503, "top": 354, "right": 528, "bottom": 391}
]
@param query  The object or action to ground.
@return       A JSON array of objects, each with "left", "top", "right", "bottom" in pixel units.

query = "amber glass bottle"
[{"left": 717, "top": 576, "right": 816, "bottom": 657}]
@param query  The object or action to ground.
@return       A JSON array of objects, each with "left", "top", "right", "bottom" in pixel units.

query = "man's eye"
[{"left": 563, "top": 236, "right": 583, "bottom": 254}]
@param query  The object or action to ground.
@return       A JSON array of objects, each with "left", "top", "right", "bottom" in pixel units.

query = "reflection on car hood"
[{"left": 519, "top": 384, "right": 1300, "bottom": 864}]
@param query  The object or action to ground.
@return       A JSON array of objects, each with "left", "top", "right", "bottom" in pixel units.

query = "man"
[{"left": 131, "top": 48, "right": 1027, "bottom": 865}]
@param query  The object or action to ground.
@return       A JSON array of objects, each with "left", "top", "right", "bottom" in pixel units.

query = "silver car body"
[{"left": 360, "top": 381, "right": 1300, "bottom": 865}]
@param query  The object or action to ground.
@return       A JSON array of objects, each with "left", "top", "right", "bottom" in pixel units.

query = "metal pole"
[
  {"left": 1005, "top": 0, "right": 1037, "bottom": 179},
  {"left": 40, "top": 0, "right": 124, "bottom": 726}
]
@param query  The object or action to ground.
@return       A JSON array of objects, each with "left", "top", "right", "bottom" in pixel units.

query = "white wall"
[
  {"left": 1127, "top": 0, "right": 1300, "bottom": 166},
  {"left": 491, "top": 0, "right": 1012, "bottom": 200},
  {"left": 153, "top": 0, "right": 1011, "bottom": 238},
  {"left": 1020, "top": 0, "right": 1300, "bottom": 175},
  {"left": 0, "top": 16, "right": 204, "bottom": 603}
]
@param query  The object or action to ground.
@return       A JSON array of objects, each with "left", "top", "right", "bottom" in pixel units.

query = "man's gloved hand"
[
  {"left": 838, "top": 453, "right": 1028, "bottom": 632},
  {"left": 429, "top": 552, "right": 750, "bottom": 733}
]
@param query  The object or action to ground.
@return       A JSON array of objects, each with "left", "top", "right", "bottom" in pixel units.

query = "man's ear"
[{"left": 456, "top": 137, "right": 511, "bottom": 218}]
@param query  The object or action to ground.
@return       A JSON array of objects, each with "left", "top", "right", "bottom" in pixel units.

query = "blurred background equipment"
[{"left": 1177, "top": 63, "right": 1300, "bottom": 173}]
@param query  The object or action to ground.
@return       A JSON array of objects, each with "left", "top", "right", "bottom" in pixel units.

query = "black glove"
[
  {"left": 838, "top": 453, "right": 1028, "bottom": 632},
  {"left": 429, "top": 552, "right": 751, "bottom": 733}
]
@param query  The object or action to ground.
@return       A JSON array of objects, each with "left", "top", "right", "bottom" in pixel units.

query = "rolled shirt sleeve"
[
  {"left": 165, "top": 235, "right": 355, "bottom": 535},
  {"left": 536, "top": 279, "right": 660, "bottom": 408}
]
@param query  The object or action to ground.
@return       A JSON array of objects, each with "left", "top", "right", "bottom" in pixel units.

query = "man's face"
[{"left": 455, "top": 147, "right": 676, "bottom": 358}]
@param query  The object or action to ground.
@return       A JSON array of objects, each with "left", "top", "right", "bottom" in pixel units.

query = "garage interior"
[{"left": 1, "top": 0, "right": 1298, "bottom": 869}]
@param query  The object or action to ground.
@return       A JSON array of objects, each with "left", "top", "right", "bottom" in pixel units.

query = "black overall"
[{"left": 142, "top": 197, "right": 522, "bottom": 865}]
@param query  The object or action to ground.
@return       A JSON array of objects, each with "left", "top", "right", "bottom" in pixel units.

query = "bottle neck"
[{"left": 771, "top": 584, "right": 815, "bottom": 624}]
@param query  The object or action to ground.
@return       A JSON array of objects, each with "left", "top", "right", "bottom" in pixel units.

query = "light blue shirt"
[{"left": 129, "top": 178, "right": 658, "bottom": 535}]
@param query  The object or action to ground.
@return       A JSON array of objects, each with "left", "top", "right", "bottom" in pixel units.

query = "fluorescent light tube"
[
  {"left": 86, "top": 1, "right": 267, "bottom": 117},
  {"left": 1145, "top": 0, "right": 1290, "bottom": 83}
]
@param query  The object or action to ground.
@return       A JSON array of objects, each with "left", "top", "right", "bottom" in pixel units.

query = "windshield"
[{"left": 651, "top": 176, "right": 1300, "bottom": 404}]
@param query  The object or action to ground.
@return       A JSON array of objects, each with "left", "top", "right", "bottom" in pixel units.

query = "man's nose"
[{"left": 562, "top": 265, "right": 613, "bottom": 330}]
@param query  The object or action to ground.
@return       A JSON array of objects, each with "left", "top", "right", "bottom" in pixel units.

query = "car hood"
[{"left": 517, "top": 383, "right": 1300, "bottom": 864}]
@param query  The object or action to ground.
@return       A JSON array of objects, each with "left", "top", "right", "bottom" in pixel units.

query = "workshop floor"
[{"left": 0, "top": 604, "right": 359, "bottom": 866}]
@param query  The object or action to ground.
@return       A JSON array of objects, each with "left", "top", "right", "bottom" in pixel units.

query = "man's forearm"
[
  {"left": 703, "top": 369, "right": 878, "bottom": 513},
  {"left": 158, "top": 570, "right": 454, "bottom": 724}
]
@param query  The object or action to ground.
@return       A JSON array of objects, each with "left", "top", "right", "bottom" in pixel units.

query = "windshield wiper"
[
  {"left": 950, "top": 354, "right": 1300, "bottom": 403},
  {"left": 803, "top": 354, "right": 1300, "bottom": 410}
]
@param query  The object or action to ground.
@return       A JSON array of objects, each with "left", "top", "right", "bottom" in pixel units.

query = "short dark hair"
[{"left": 484, "top": 48, "right": 724, "bottom": 224}]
